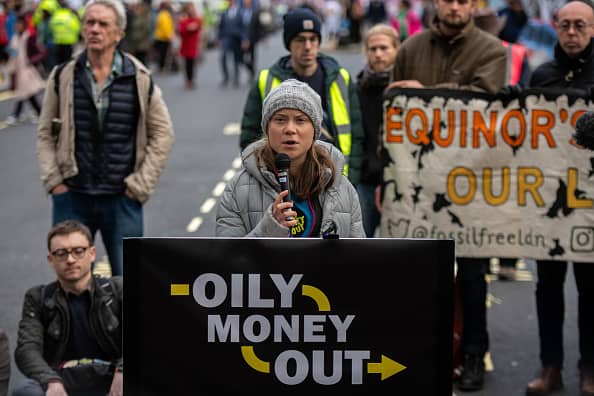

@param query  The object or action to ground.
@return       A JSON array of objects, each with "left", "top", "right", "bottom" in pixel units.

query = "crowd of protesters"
[{"left": 1, "top": 0, "right": 593, "bottom": 395}]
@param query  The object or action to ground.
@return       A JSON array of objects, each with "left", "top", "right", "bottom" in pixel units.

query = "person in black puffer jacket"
[
  {"left": 526, "top": 2, "right": 594, "bottom": 395},
  {"left": 355, "top": 24, "right": 400, "bottom": 237}
]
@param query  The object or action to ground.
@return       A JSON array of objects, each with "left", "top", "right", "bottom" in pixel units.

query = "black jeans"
[
  {"left": 13, "top": 95, "right": 41, "bottom": 117},
  {"left": 154, "top": 40, "right": 170, "bottom": 71},
  {"left": 536, "top": 260, "right": 594, "bottom": 370},
  {"left": 457, "top": 257, "right": 489, "bottom": 357},
  {"left": 184, "top": 57, "right": 195, "bottom": 82}
]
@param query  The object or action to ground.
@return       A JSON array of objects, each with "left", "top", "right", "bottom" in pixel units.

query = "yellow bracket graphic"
[
  {"left": 241, "top": 346, "right": 270, "bottom": 373},
  {"left": 301, "top": 284, "right": 331, "bottom": 311},
  {"left": 170, "top": 284, "right": 189, "bottom": 296},
  {"left": 367, "top": 355, "right": 407, "bottom": 380}
]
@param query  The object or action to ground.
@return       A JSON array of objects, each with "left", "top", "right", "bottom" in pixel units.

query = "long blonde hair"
[{"left": 257, "top": 143, "right": 336, "bottom": 199}]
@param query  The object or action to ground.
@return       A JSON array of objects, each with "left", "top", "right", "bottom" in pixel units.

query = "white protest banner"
[{"left": 380, "top": 88, "right": 594, "bottom": 262}]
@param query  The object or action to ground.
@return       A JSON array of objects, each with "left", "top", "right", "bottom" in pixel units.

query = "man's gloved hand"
[{"left": 498, "top": 85, "right": 522, "bottom": 98}]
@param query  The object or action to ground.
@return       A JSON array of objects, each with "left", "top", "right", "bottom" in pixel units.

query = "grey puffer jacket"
[{"left": 216, "top": 140, "right": 365, "bottom": 238}]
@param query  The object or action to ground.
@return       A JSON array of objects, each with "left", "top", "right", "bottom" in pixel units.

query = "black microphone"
[
  {"left": 275, "top": 153, "right": 294, "bottom": 222},
  {"left": 574, "top": 111, "right": 594, "bottom": 151}
]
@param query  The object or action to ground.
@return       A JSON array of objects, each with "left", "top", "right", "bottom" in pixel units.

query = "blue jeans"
[
  {"left": 355, "top": 183, "right": 380, "bottom": 238},
  {"left": 220, "top": 36, "right": 241, "bottom": 84},
  {"left": 52, "top": 191, "right": 143, "bottom": 276}
]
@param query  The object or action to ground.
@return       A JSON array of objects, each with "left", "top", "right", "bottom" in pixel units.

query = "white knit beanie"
[{"left": 261, "top": 79, "right": 322, "bottom": 140}]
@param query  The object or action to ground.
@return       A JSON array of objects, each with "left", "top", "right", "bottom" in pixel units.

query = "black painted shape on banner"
[
  {"left": 545, "top": 179, "right": 575, "bottom": 218},
  {"left": 446, "top": 210, "right": 464, "bottom": 228},
  {"left": 384, "top": 179, "right": 403, "bottom": 202},
  {"left": 548, "top": 238, "right": 566, "bottom": 257},
  {"left": 433, "top": 193, "right": 452, "bottom": 213},
  {"left": 589, "top": 158, "right": 594, "bottom": 177},
  {"left": 384, "top": 86, "right": 591, "bottom": 107},
  {"left": 411, "top": 184, "right": 423, "bottom": 210},
  {"left": 123, "top": 238, "right": 455, "bottom": 396}
]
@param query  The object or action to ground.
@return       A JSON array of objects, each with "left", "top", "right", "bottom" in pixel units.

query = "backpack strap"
[
  {"left": 53, "top": 61, "right": 68, "bottom": 98},
  {"left": 96, "top": 277, "right": 121, "bottom": 318}
]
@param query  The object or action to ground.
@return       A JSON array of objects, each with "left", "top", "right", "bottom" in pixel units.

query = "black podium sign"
[{"left": 123, "top": 238, "right": 454, "bottom": 395}]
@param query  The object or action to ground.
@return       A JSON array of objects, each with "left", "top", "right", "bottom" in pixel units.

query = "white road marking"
[
  {"left": 200, "top": 198, "right": 217, "bottom": 213},
  {"left": 186, "top": 216, "right": 203, "bottom": 232},
  {"left": 223, "top": 169, "right": 236, "bottom": 181},
  {"left": 0, "top": 90, "right": 15, "bottom": 102},
  {"left": 212, "top": 182, "right": 226, "bottom": 197},
  {"left": 93, "top": 255, "right": 111, "bottom": 278},
  {"left": 223, "top": 122, "right": 241, "bottom": 135}
]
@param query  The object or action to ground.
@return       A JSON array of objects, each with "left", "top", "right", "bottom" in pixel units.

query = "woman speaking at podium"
[{"left": 216, "top": 79, "right": 364, "bottom": 238}]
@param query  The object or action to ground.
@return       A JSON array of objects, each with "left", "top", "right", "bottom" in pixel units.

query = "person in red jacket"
[{"left": 177, "top": 2, "right": 201, "bottom": 89}]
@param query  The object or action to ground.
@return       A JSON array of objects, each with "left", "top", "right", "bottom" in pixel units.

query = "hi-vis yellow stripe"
[{"left": 170, "top": 284, "right": 190, "bottom": 296}]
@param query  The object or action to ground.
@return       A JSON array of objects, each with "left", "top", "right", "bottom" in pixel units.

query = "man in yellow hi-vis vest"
[
  {"left": 239, "top": 7, "right": 364, "bottom": 183},
  {"left": 49, "top": 1, "right": 81, "bottom": 65}
]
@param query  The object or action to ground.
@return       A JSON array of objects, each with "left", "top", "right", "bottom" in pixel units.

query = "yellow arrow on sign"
[
  {"left": 301, "top": 284, "right": 331, "bottom": 311},
  {"left": 241, "top": 346, "right": 270, "bottom": 373},
  {"left": 367, "top": 355, "right": 407, "bottom": 380}
]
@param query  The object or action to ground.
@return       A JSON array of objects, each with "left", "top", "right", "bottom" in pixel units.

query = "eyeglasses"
[
  {"left": 557, "top": 20, "right": 594, "bottom": 33},
  {"left": 50, "top": 247, "right": 90, "bottom": 261}
]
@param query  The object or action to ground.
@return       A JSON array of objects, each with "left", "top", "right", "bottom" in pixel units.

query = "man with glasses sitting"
[
  {"left": 13, "top": 220, "right": 123, "bottom": 396},
  {"left": 526, "top": 2, "right": 594, "bottom": 395},
  {"left": 239, "top": 7, "right": 364, "bottom": 183}
]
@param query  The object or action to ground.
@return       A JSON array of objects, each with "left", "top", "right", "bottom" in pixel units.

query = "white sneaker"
[
  {"left": 29, "top": 114, "right": 39, "bottom": 124},
  {"left": 4, "top": 115, "right": 18, "bottom": 125}
]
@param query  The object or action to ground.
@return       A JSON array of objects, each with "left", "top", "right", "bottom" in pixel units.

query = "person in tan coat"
[
  {"left": 37, "top": 0, "right": 174, "bottom": 277},
  {"left": 387, "top": 0, "right": 506, "bottom": 392}
]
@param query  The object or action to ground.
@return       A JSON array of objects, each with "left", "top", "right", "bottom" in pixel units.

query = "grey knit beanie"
[{"left": 261, "top": 79, "right": 322, "bottom": 140}]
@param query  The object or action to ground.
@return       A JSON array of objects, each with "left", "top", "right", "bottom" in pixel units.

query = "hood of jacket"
[{"left": 241, "top": 139, "right": 346, "bottom": 192}]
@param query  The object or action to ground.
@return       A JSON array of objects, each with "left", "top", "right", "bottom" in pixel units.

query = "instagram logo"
[{"left": 570, "top": 227, "right": 594, "bottom": 252}]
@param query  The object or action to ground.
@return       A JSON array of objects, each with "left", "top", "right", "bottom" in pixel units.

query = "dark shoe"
[
  {"left": 458, "top": 353, "right": 485, "bottom": 392},
  {"left": 581, "top": 368, "right": 594, "bottom": 396},
  {"left": 526, "top": 366, "right": 562, "bottom": 395},
  {"left": 498, "top": 266, "right": 517, "bottom": 281}
]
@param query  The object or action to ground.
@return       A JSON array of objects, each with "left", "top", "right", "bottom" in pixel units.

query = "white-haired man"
[{"left": 37, "top": 0, "right": 174, "bottom": 277}]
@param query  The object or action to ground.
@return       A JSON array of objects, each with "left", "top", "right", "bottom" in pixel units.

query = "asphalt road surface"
[{"left": 0, "top": 31, "right": 583, "bottom": 396}]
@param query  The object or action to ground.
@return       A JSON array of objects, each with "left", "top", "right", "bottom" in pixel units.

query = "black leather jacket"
[{"left": 15, "top": 276, "right": 122, "bottom": 388}]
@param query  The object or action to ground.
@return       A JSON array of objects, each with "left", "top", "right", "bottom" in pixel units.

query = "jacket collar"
[
  {"left": 554, "top": 38, "right": 594, "bottom": 70},
  {"left": 276, "top": 53, "right": 341, "bottom": 81},
  {"left": 75, "top": 49, "right": 137, "bottom": 78},
  {"left": 44, "top": 276, "right": 105, "bottom": 310},
  {"left": 430, "top": 16, "right": 477, "bottom": 44}
]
